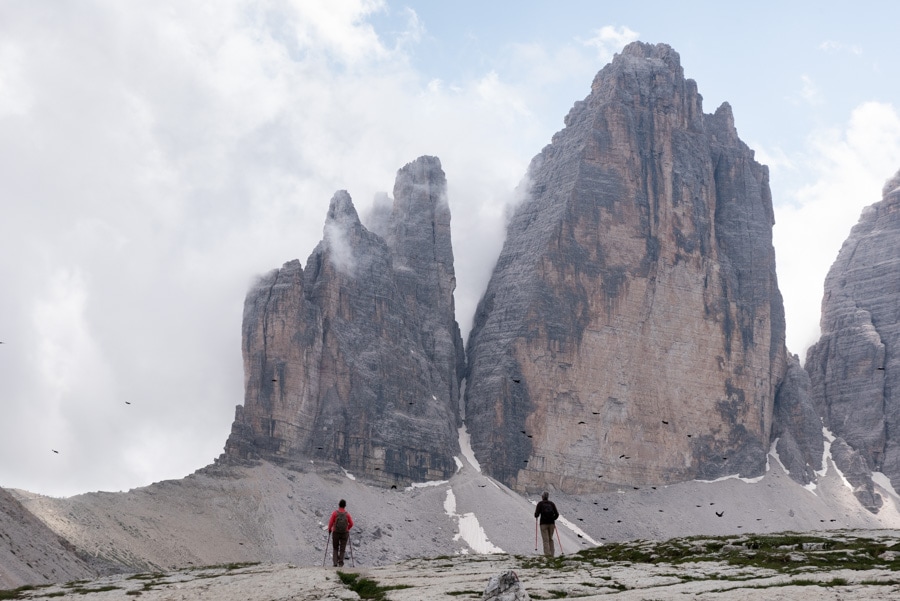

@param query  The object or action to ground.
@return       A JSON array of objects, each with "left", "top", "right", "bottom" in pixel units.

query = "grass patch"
[
  {"left": 0, "top": 586, "right": 34, "bottom": 601},
  {"left": 66, "top": 585, "right": 121, "bottom": 594},
  {"left": 337, "top": 571, "right": 412, "bottom": 600}
]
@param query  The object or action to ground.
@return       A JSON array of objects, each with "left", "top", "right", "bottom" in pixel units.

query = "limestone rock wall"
[
  {"left": 224, "top": 157, "right": 463, "bottom": 486},
  {"left": 806, "top": 168, "right": 900, "bottom": 507},
  {"left": 464, "top": 42, "right": 788, "bottom": 493}
]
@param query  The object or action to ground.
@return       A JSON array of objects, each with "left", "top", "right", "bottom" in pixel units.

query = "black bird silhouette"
[
  {"left": 651, "top": 486, "right": 656, "bottom": 490},
  {"left": 659, "top": 509, "right": 663, "bottom": 512},
  {"left": 687, "top": 434, "right": 693, "bottom": 438},
  {"left": 52, "top": 449, "right": 58, "bottom": 454},
  {"left": 512, "top": 378, "right": 521, "bottom": 383},
  {"left": 661, "top": 420, "right": 668, "bottom": 425},
  {"left": 710, "top": 502, "right": 715, "bottom": 505},
  {"left": 597, "top": 475, "right": 603, "bottom": 478},
  {"left": 715, "top": 511, "right": 724, "bottom": 517},
  {"left": 578, "top": 421, "right": 586, "bottom": 425},
  {"left": 877, "top": 367, "right": 885, "bottom": 371},
  {"left": 125, "top": 401, "right": 131, "bottom": 405},
  {"left": 271, "top": 378, "right": 277, "bottom": 382},
  {"left": 603, "top": 508, "right": 608, "bottom": 511},
  {"left": 616, "top": 519, "right": 622, "bottom": 523},
  {"left": 619, "top": 454, "right": 626, "bottom": 458},
  {"left": 633, "top": 487, "right": 639, "bottom": 490},
  {"left": 391, "top": 485, "right": 397, "bottom": 490},
  {"left": 577, "top": 534, "right": 583, "bottom": 538}
]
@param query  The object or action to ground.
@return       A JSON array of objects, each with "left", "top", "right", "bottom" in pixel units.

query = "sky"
[{"left": 2, "top": 1, "right": 899, "bottom": 498}]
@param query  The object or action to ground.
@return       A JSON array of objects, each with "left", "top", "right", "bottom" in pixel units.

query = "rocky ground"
[
  {"left": 5, "top": 529, "right": 900, "bottom": 600},
  {"left": 4, "top": 429, "right": 900, "bottom": 597}
]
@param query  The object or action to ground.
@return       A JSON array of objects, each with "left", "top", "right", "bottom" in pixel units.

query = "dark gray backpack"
[{"left": 334, "top": 511, "right": 349, "bottom": 534}]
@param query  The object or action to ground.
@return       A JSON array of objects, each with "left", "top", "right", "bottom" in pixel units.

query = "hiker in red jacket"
[{"left": 328, "top": 499, "right": 354, "bottom": 567}]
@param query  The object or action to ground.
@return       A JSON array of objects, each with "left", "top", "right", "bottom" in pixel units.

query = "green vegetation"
[
  {"left": 337, "top": 571, "right": 412, "bottom": 600},
  {"left": 0, "top": 585, "right": 33, "bottom": 600}
]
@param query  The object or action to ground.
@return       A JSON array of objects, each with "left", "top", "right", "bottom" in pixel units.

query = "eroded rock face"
[
  {"left": 806, "top": 168, "right": 900, "bottom": 507},
  {"left": 464, "top": 42, "right": 787, "bottom": 493},
  {"left": 771, "top": 354, "right": 824, "bottom": 485},
  {"left": 224, "top": 156, "right": 463, "bottom": 486}
]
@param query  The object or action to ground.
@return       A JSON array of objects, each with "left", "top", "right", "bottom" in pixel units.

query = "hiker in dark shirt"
[
  {"left": 534, "top": 491, "right": 559, "bottom": 556},
  {"left": 328, "top": 499, "right": 354, "bottom": 567}
]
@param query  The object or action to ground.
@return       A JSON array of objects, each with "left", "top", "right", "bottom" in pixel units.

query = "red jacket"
[{"left": 328, "top": 508, "right": 354, "bottom": 532}]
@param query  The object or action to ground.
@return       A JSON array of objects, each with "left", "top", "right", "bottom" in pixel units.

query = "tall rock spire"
[
  {"left": 464, "top": 42, "right": 789, "bottom": 493},
  {"left": 223, "top": 158, "right": 464, "bottom": 486},
  {"left": 805, "top": 168, "right": 900, "bottom": 511}
]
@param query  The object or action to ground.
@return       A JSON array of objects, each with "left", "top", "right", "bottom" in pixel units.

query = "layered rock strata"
[
  {"left": 224, "top": 156, "right": 463, "bottom": 486},
  {"left": 464, "top": 42, "right": 788, "bottom": 493},
  {"left": 806, "top": 168, "right": 900, "bottom": 510}
]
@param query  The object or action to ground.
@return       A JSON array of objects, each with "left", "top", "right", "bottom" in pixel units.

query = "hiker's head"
[
  {"left": 339, "top": 499, "right": 346, "bottom": 508},
  {"left": 541, "top": 491, "right": 549, "bottom": 501}
]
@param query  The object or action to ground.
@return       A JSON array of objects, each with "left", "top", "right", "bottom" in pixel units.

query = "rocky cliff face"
[
  {"left": 223, "top": 156, "right": 463, "bottom": 486},
  {"left": 805, "top": 168, "right": 900, "bottom": 510},
  {"left": 464, "top": 42, "right": 790, "bottom": 493}
]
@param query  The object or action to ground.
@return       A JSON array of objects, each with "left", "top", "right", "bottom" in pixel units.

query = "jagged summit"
[
  {"left": 326, "top": 189, "right": 359, "bottom": 223},
  {"left": 464, "top": 41, "right": 799, "bottom": 494},
  {"left": 223, "top": 156, "right": 463, "bottom": 486}
]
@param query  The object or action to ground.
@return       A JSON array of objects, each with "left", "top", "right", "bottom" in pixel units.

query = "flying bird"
[
  {"left": 52, "top": 449, "right": 58, "bottom": 454},
  {"left": 512, "top": 378, "right": 521, "bottom": 383},
  {"left": 619, "top": 454, "right": 626, "bottom": 459},
  {"left": 125, "top": 401, "right": 131, "bottom": 405},
  {"left": 661, "top": 420, "right": 668, "bottom": 425},
  {"left": 715, "top": 511, "right": 724, "bottom": 518},
  {"left": 578, "top": 421, "right": 586, "bottom": 425}
]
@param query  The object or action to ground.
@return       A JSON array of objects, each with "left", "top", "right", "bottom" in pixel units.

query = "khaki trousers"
[{"left": 540, "top": 523, "right": 556, "bottom": 557}]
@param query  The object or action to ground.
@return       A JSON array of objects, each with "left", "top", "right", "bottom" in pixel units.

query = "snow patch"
[
  {"left": 406, "top": 479, "right": 449, "bottom": 491},
  {"left": 443, "top": 489, "right": 503, "bottom": 554},
  {"left": 453, "top": 456, "right": 463, "bottom": 472},
  {"left": 872, "top": 472, "right": 900, "bottom": 500},
  {"left": 457, "top": 425, "right": 481, "bottom": 472},
  {"left": 769, "top": 439, "right": 787, "bottom": 474},
  {"left": 342, "top": 468, "right": 355, "bottom": 481},
  {"left": 556, "top": 516, "right": 599, "bottom": 546},
  {"left": 696, "top": 474, "right": 764, "bottom": 484}
]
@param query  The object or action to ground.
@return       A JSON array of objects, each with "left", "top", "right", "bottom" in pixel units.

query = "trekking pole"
[
  {"left": 348, "top": 535, "right": 355, "bottom": 567},
  {"left": 534, "top": 518, "right": 538, "bottom": 552},
  {"left": 322, "top": 531, "right": 331, "bottom": 567},
  {"left": 555, "top": 525, "right": 564, "bottom": 556}
]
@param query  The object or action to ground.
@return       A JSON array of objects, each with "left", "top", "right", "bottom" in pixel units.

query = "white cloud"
[
  {"left": 774, "top": 101, "right": 900, "bottom": 359},
  {"left": 0, "top": 0, "right": 546, "bottom": 496},
  {"left": 580, "top": 25, "right": 639, "bottom": 62},
  {"left": 797, "top": 74, "right": 824, "bottom": 107},
  {"left": 819, "top": 40, "right": 863, "bottom": 56}
]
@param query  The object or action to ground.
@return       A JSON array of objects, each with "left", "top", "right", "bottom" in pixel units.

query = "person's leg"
[
  {"left": 540, "top": 524, "right": 554, "bottom": 556},
  {"left": 332, "top": 532, "right": 340, "bottom": 566},
  {"left": 337, "top": 533, "right": 348, "bottom": 566}
]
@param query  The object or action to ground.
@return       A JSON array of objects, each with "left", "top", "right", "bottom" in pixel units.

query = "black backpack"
[
  {"left": 540, "top": 501, "right": 558, "bottom": 521},
  {"left": 334, "top": 511, "right": 349, "bottom": 534}
]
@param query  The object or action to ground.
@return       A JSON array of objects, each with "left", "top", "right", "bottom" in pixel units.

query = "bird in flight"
[
  {"left": 52, "top": 449, "right": 59, "bottom": 454},
  {"left": 715, "top": 511, "right": 724, "bottom": 518}
]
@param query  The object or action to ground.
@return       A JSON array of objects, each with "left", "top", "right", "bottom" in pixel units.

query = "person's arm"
[
  {"left": 328, "top": 511, "right": 336, "bottom": 532},
  {"left": 347, "top": 513, "right": 354, "bottom": 530},
  {"left": 552, "top": 503, "right": 559, "bottom": 521}
]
